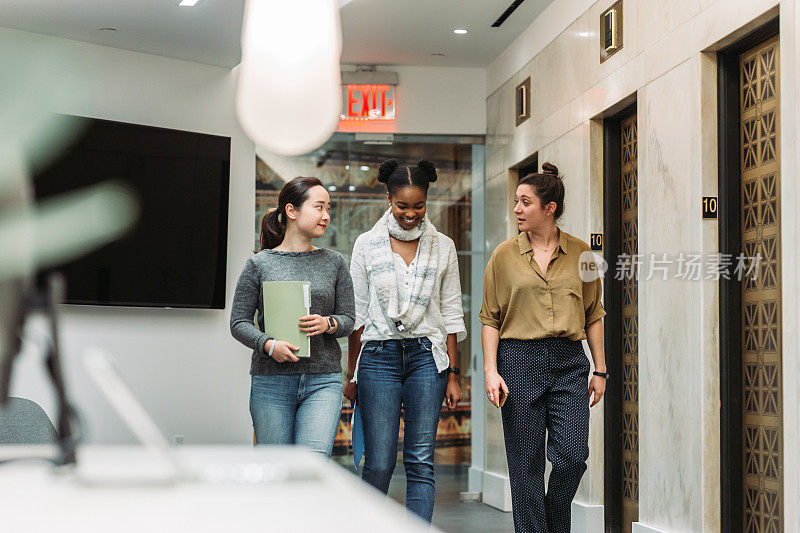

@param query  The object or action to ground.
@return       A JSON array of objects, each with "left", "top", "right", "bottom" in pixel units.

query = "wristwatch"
[
  {"left": 593, "top": 371, "right": 610, "bottom": 380},
  {"left": 326, "top": 317, "right": 336, "bottom": 331},
  {"left": 447, "top": 367, "right": 461, "bottom": 376}
]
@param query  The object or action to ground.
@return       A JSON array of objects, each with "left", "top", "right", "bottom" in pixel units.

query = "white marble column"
[
  {"left": 481, "top": 78, "right": 514, "bottom": 512},
  {"left": 635, "top": 53, "right": 720, "bottom": 532}
]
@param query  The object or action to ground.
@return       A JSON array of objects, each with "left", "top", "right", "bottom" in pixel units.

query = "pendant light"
[{"left": 236, "top": 0, "right": 342, "bottom": 156}]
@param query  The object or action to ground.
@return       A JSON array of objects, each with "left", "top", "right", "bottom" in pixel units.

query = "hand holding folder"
[{"left": 262, "top": 281, "right": 312, "bottom": 358}]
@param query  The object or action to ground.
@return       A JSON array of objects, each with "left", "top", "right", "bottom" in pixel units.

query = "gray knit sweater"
[{"left": 230, "top": 248, "right": 355, "bottom": 375}]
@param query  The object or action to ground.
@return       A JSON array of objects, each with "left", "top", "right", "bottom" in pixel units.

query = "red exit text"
[{"left": 341, "top": 84, "right": 396, "bottom": 121}]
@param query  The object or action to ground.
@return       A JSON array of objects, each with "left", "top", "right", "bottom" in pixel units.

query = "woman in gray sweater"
[{"left": 230, "top": 177, "right": 355, "bottom": 456}]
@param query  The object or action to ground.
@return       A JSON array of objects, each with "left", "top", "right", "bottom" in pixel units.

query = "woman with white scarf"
[{"left": 345, "top": 159, "right": 466, "bottom": 523}]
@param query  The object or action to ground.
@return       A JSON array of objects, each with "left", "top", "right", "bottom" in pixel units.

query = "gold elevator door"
[
  {"left": 740, "top": 34, "right": 783, "bottom": 533},
  {"left": 620, "top": 113, "right": 639, "bottom": 533}
]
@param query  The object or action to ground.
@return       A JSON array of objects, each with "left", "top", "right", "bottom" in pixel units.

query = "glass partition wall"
[{"left": 255, "top": 133, "right": 485, "bottom": 466}]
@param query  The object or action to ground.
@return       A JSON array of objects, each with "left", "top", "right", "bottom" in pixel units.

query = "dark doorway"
[
  {"left": 518, "top": 154, "right": 538, "bottom": 181},
  {"left": 603, "top": 102, "right": 638, "bottom": 533}
]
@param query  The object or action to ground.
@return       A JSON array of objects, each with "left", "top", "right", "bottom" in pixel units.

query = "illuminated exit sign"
[{"left": 341, "top": 84, "right": 395, "bottom": 121}]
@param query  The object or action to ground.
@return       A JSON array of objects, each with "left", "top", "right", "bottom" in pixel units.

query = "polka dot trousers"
[{"left": 497, "top": 337, "right": 591, "bottom": 533}]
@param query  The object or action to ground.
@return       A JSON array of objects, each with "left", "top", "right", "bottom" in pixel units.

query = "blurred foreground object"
[
  {"left": 236, "top": 0, "right": 342, "bottom": 156},
  {"left": 0, "top": 180, "right": 138, "bottom": 283},
  {"left": 0, "top": 35, "right": 138, "bottom": 465},
  {"left": 0, "top": 446, "right": 439, "bottom": 533},
  {"left": 0, "top": 397, "right": 57, "bottom": 445}
]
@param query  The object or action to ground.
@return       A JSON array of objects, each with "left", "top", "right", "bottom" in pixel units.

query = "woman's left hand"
[
  {"left": 588, "top": 375, "right": 606, "bottom": 407},
  {"left": 299, "top": 315, "right": 329, "bottom": 337},
  {"left": 445, "top": 375, "right": 462, "bottom": 411}
]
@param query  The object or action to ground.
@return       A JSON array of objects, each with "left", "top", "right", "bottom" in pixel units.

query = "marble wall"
[
  {"left": 484, "top": 170, "right": 512, "bottom": 478},
  {"left": 482, "top": 0, "right": 799, "bottom": 531}
]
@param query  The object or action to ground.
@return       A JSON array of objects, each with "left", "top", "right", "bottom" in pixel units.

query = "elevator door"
[
  {"left": 740, "top": 35, "right": 782, "bottom": 533},
  {"left": 619, "top": 113, "right": 639, "bottom": 533},
  {"left": 603, "top": 105, "right": 639, "bottom": 533}
]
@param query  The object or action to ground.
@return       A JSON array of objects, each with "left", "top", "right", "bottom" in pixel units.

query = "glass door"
[{"left": 255, "top": 133, "right": 485, "bottom": 467}]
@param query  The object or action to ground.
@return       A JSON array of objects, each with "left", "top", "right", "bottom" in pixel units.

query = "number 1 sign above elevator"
[{"left": 341, "top": 84, "right": 396, "bottom": 121}]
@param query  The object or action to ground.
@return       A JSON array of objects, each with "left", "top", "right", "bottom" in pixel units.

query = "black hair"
[
  {"left": 258, "top": 176, "right": 324, "bottom": 251},
  {"left": 518, "top": 162, "right": 565, "bottom": 219},
  {"left": 377, "top": 159, "right": 438, "bottom": 196}
]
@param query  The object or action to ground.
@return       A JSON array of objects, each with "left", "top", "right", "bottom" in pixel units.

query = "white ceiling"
[
  {"left": 339, "top": 0, "right": 555, "bottom": 67},
  {"left": 0, "top": 0, "right": 555, "bottom": 68}
]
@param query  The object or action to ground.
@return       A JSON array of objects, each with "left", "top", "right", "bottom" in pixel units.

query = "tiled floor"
[{"left": 340, "top": 462, "right": 515, "bottom": 532}]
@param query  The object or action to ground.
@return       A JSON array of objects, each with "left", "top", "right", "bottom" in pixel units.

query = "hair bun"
[
  {"left": 541, "top": 162, "right": 559, "bottom": 176},
  {"left": 377, "top": 159, "right": 398, "bottom": 183},
  {"left": 416, "top": 159, "right": 438, "bottom": 183}
]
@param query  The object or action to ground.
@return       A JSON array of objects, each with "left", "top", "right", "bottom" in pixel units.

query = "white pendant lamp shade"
[{"left": 236, "top": 0, "right": 342, "bottom": 156}]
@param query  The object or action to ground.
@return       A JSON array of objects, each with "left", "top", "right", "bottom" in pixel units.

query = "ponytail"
[{"left": 258, "top": 208, "right": 285, "bottom": 251}]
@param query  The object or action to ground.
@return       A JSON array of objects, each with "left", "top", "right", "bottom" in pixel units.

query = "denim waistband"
[{"left": 365, "top": 337, "right": 430, "bottom": 350}]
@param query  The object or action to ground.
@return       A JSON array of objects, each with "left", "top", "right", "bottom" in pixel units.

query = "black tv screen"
[{"left": 33, "top": 116, "right": 230, "bottom": 309}]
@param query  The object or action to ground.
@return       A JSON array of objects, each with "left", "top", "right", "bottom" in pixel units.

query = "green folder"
[{"left": 262, "top": 281, "right": 312, "bottom": 358}]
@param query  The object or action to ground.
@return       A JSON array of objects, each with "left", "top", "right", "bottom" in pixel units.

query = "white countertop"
[{"left": 0, "top": 445, "right": 435, "bottom": 532}]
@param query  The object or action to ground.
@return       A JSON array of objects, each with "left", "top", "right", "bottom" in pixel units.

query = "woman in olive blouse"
[{"left": 479, "top": 162, "right": 607, "bottom": 533}]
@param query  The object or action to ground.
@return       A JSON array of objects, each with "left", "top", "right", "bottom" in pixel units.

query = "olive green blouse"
[{"left": 479, "top": 229, "right": 606, "bottom": 341}]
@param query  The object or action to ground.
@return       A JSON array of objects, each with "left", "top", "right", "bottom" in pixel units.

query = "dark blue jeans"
[{"left": 357, "top": 337, "right": 447, "bottom": 523}]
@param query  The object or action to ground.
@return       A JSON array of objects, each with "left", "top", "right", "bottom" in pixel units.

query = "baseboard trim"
[
  {"left": 571, "top": 501, "right": 604, "bottom": 533},
  {"left": 632, "top": 523, "right": 668, "bottom": 533},
  {"left": 482, "top": 470, "right": 512, "bottom": 512}
]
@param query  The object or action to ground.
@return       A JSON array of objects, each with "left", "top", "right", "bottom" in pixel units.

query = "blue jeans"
[
  {"left": 250, "top": 372, "right": 342, "bottom": 457},
  {"left": 357, "top": 337, "right": 447, "bottom": 523}
]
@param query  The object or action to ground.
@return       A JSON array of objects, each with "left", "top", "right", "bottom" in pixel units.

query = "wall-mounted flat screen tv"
[{"left": 33, "top": 116, "right": 231, "bottom": 309}]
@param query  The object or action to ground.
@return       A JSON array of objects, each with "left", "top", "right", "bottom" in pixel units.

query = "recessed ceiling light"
[
  {"left": 328, "top": 185, "right": 337, "bottom": 192},
  {"left": 453, "top": 29, "right": 468, "bottom": 34},
  {"left": 348, "top": 185, "right": 357, "bottom": 192},
  {"left": 431, "top": 53, "right": 445, "bottom": 57},
  {"left": 360, "top": 165, "right": 369, "bottom": 171},
  {"left": 99, "top": 28, "right": 117, "bottom": 32},
  {"left": 179, "top": 0, "right": 201, "bottom": 6}
]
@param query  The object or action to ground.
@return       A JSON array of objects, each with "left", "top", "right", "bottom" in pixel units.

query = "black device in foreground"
[
  {"left": 0, "top": 274, "right": 78, "bottom": 466},
  {"left": 33, "top": 116, "right": 231, "bottom": 309}
]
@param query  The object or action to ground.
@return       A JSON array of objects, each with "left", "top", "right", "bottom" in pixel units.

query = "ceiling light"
[
  {"left": 179, "top": 0, "right": 201, "bottom": 6},
  {"left": 360, "top": 165, "right": 369, "bottom": 171},
  {"left": 328, "top": 185, "right": 337, "bottom": 192},
  {"left": 453, "top": 29, "right": 468, "bottom": 34},
  {"left": 236, "top": 0, "right": 342, "bottom": 156},
  {"left": 348, "top": 185, "right": 356, "bottom": 192},
  {"left": 345, "top": 165, "right": 350, "bottom": 170}
]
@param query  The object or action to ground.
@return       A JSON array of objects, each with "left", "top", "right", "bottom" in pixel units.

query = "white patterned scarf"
[{"left": 366, "top": 209, "right": 439, "bottom": 333}]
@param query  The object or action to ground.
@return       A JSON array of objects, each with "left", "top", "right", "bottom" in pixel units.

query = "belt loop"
[{"left": 417, "top": 337, "right": 423, "bottom": 347}]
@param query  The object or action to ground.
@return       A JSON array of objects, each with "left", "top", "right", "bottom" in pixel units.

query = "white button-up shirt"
[{"left": 350, "top": 231, "right": 467, "bottom": 375}]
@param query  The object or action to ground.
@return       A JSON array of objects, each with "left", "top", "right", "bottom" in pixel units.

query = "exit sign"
[{"left": 341, "top": 84, "right": 395, "bottom": 121}]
